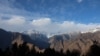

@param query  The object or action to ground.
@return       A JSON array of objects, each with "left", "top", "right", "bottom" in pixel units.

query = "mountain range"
[{"left": 0, "top": 28, "right": 100, "bottom": 55}]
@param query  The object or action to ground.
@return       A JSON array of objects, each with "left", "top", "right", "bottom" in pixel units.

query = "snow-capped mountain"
[
  {"left": 1, "top": 28, "right": 100, "bottom": 54},
  {"left": 23, "top": 30, "right": 48, "bottom": 40},
  {"left": 90, "top": 28, "right": 100, "bottom": 33},
  {"left": 23, "top": 29, "right": 60, "bottom": 38},
  {"left": 23, "top": 30, "right": 50, "bottom": 48},
  {"left": 23, "top": 30, "right": 41, "bottom": 35},
  {"left": 81, "top": 27, "right": 100, "bottom": 33}
]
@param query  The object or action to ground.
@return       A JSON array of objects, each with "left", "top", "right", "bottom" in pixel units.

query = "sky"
[{"left": 0, "top": 0, "right": 100, "bottom": 34}]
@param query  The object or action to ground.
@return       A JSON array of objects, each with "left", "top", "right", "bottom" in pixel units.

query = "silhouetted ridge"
[
  {"left": 0, "top": 28, "right": 12, "bottom": 50},
  {"left": 0, "top": 28, "right": 49, "bottom": 50}
]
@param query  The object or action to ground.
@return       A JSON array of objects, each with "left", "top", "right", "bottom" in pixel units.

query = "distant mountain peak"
[
  {"left": 81, "top": 27, "right": 100, "bottom": 33},
  {"left": 24, "top": 30, "right": 40, "bottom": 35}
]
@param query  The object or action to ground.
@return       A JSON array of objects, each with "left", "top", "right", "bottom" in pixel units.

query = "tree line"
[{"left": 0, "top": 41, "right": 100, "bottom": 56}]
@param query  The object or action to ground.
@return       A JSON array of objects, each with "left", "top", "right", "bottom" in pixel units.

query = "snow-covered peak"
[
  {"left": 27, "top": 30, "right": 39, "bottom": 34},
  {"left": 23, "top": 30, "right": 67, "bottom": 38},
  {"left": 47, "top": 33, "right": 56, "bottom": 38},
  {"left": 91, "top": 28, "right": 100, "bottom": 32},
  {"left": 81, "top": 27, "right": 100, "bottom": 33},
  {"left": 23, "top": 29, "right": 41, "bottom": 35}
]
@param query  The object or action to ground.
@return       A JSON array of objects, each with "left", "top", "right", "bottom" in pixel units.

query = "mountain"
[
  {"left": 23, "top": 30, "right": 49, "bottom": 48},
  {"left": 0, "top": 28, "right": 49, "bottom": 50},
  {"left": 0, "top": 28, "right": 35, "bottom": 50},
  {"left": 0, "top": 29, "right": 12, "bottom": 50},
  {"left": 81, "top": 28, "right": 100, "bottom": 33},
  {"left": 48, "top": 29, "right": 100, "bottom": 55},
  {"left": 1, "top": 28, "right": 100, "bottom": 55},
  {"left": 49, "top": 34, "right": 70, "bottom": 51}
]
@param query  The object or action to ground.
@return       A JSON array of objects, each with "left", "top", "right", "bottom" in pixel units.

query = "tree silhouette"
[
  {"left": 11, "top": 42, "right": 18, "bottom": 56},
  {"left": 66, "top": 50, "right": 71, "bottom": 56},
  {"left": 44, "top": 48, "right": 56, "bottom": 56},
  {"left": 27, "top": 45, "right": 37, "bottom": 56},
  {"left": 0, "top": 42, "right": 85, "bottom": 56},
  {"left": 18, "top": 42, "right": 29, "bottom": 56},
  {"left": 0, "top": 48, "right": 3, "bottom": 56},
  {"left": 66, "top": 49, "right": 80, "bottom": 56},
  {"left": 86, "top": 43, "right": 100, "bottom": 56},
  {"left": 44, "top": 48, "right": 66, "bottom": 56},
  {"left": 4, "top": 47, "right": 11, "bottom": 56}
]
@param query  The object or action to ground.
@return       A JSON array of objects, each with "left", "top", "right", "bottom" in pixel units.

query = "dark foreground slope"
[{"left": 0, "top": 41, "right": 100, "bottom": 56}]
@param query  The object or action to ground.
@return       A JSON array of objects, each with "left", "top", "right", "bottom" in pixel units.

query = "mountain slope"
[
  {"left": 49, "top": 34, "right": 70, "bottom": 51},
  {"left": 0, "top": 28, "right": 49, "bottom": 50},
  {"left": 23, "top": 30, "right": 49, "bottom": 48},
  {"left": 1, "top": 28, "right": 100, "bottom": 55},
  {"left": 0, "top": 29, "right": 12, "bottom": 50},
  {"left": 49, "top": 31, "right": 100, "bottom": 55}
]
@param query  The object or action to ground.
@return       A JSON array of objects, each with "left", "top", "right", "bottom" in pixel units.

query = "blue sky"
[
  {"left": 0, "top": 0, "right": 100, "bottom": 23},
  {"left": 0, "top": 0, "right": 100, "bottom": 34}
]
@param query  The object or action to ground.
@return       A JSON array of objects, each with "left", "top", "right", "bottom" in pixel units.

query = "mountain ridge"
[{"left": 1, "top": 28, "right": 100, "bottom": 55}]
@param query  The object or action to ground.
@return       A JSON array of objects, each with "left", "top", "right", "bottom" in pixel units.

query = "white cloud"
[
  {"left": 77, "top": 0, "right": 83, "bottom": 3},
  {"left": 7, "top": 16, "right": 26, "bottom": 25},
  {"left": 30, "top": 18, "right": 100, "bottom": 33},
  {"left": 0, "top": 16, "right": 30, "bottom": 32},
  {"left": 31, "top": 18, "right": 51, "bottom": 26},
  {"left": 0, "top": 16, "right": 100, "bottom": 34}
]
